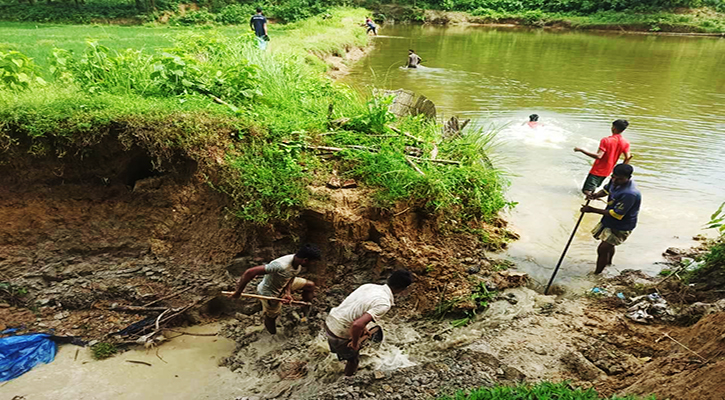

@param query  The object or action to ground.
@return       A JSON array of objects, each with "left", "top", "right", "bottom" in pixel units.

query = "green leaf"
[{"left": 711, "top": 202, "right": 725, "bottom": 221}]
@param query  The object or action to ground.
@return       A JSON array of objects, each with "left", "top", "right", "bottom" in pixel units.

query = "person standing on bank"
[
  {"left": 250, "top": 7, "right": 268, "bottom": 50},
  {"left": 575, "top": 119, "right": 633, "bottom": 197},
  {"left": 580, "top": 164, "right": 641, "bottom": 274},
  {"left": 228, "top": 244, "right": 321, "bottom": 334},
  {"left": 365, "top": 17, "right": 377, "bottom": 35},
  {"left": 324, "top": 270, "right": 414, "bottom": 376}
]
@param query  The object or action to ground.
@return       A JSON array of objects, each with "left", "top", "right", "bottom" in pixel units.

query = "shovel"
[{"left": 221, "top": 291, "right": 312, "bottom": 307}]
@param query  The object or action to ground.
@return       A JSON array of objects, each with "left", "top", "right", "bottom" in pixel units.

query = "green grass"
[
  {"left": 439, "top": 381, "right": 655, "bottom": 400},
  {"left": 91, "top": 342, "right": 118, "bottom": 360},
  {"left": 0, "top": 7, "right": 511, "bottom": 226},
  {"left": 464, "top": 8, "right": 725, "bottom": 33}
]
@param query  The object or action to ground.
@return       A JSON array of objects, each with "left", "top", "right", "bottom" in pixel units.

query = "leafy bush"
[
  {"left": 439, "top": 381, "right": 655, "bottom": 400},
  {"left": 216, "top": 4, "right": 256, "bottom": 25},
  {"left": 49, "top": 36, "right": 261, "bottom": 103},
  {"left": 0, "top": 50, "right": 46, "bottom": 91},
  {"left": 169, "top": 9, "right": 217, "bottom": 25},
  {"left": 345, "top": 95, "right": 397, "bottom": 134},
  {"left": 272, "top": 0, "right": 329, "bottom": 23},
  {"left": 225, "top": 142, "right": 309, "bottom": 223}
]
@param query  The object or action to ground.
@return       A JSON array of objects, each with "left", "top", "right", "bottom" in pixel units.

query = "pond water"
[{"left": 344, "top": 25, "right": 725, "bottom": 289}]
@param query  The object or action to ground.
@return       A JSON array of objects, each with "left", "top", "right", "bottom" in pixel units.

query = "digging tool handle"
[
  {"left": 221, "top": 291, "right": 311, "bottom": 306},
  {"left": 545, "top": 199, "right": 591, "bottom": 295}
]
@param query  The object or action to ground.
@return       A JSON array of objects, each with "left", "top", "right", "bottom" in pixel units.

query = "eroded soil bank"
[{"left": 2, "top": 133, "right": 724, "bottom": 400}]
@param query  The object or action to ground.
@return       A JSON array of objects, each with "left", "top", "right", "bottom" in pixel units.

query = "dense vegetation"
[
  {"left": 0, "top": 8, "right": 511, "bottom": 227},
  {"left": 0, "top": 0, "right": 723, "bottom": 32},
  {"left": 439, "top": 381, "right": 655, "bottom": 400},
  {"left": 683, "top": 203, "right": 725, "bottom": 287}
]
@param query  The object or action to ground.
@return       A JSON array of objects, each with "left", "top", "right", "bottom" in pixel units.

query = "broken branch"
[
  {"left": 142, "top": 286, "right": 194, "bottom": 308},
  {"left": 221, "top": 291, "right": 312, "bottom": 306},
  {"left": 126, "top": 360, "right": 152, "bottom": 366},
  {"left": 410, "top": 157, "right": 461, "bottom": 165},
  {"left": 405, "top": 157, "right": 425, "bottom": 175},
  {"left": 110, "top": 305, "right": 170, "bottom": 312}
]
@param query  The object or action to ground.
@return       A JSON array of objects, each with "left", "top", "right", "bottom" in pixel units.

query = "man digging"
[
  {"left": 228, "top": 244, "right": 321, "bottom": 334},
  {"left": 324, "top": 270, "right": 414, "bottom": 376}
]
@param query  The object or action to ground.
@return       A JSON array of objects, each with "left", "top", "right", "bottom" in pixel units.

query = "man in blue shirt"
[
  {"left": 581, "top": 163, "right": 641, "bottom": 274},
  {"left": 250, "top": 7, "right": 268, "bottom": 50}
]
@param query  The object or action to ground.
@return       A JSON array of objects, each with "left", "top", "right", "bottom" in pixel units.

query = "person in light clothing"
[
  {"left": 228, "top": 244, "right": 321, "bottom": 334},
  {"left": 324, "top": 270, "right": 414, "bottom": 376}
]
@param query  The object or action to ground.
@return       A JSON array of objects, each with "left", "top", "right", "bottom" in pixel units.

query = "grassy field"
[
  {"left": 0, "top": 7, "right": 511, "bottom": 228},
  {"left": 0, "top": 16, "right": 367, "bottom": 72}
]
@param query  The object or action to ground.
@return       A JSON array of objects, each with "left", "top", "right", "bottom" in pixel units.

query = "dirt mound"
[{"left": 610, "top": 312, "right": 725, "bottom": 400}]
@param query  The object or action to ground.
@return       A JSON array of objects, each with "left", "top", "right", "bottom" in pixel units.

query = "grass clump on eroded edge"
[
  {"left": 91, "top": 342, "right": 118, "bottom": 360},
  {"left": 0, "top": 8, "right": 511, "bottom": 227},
  {"left": 438, "top": 381, "right": 655, "bottom": 400}
]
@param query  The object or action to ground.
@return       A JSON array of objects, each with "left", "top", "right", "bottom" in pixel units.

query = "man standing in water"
[
  {"left": 250, "top": 7, "right": 268, "bottom": 50},
  {"left": 324, "top": 270, "right": 413, "bottom": 376},
  {"left": 228, "top": 244, "right": 321, "bottom": 334},
  {"left": 575, "top": 119, "right": 632, "bottom": 196},
  {"left": 406, "top": 49, "right": 422, "bottom": 68},
  {"left": 581, "top": 164, "right": 641, "bottom": 274}
]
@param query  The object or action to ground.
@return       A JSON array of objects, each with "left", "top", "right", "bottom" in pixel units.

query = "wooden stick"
[
  {"left": 142, "top": 286, "right": 194, "bottom": 308},
  {"left": 156, "top": 309, "right": 171, "bottom": 331},
  {"left": 405, "top": 157, "right": 425, "bottom": 175},
  {"left": 410, "top": 157, "right": 461, "bottom": 165},
  {"left": 656, "top": 332, "right": 709, "bottom": 363},
  {"left": 164, "top": 328, "right": 218, "bottom": 337},
  {"left": 221, "top": 291, "right": 311, "bottom": 306},
  {"left": 110, "top": 305, "right": 170, "bottom": 312},
  {"left": 126, "top": 360, "right": 152, "bottom": 366},
  {"left": 307, "top": 145, "right": 344, "bottom": 152}
]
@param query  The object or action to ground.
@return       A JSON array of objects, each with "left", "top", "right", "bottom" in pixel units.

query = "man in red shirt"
[{"left": 575, "top": 119, "right": 633, "bottom": 196}]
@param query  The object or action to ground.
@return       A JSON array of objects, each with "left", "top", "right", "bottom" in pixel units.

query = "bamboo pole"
[
  {"left": 221, "top": 291, "right": 311, "bottom": 306},
  {"left": 545, "top": 199, "right": 591, "bottom": 295}
]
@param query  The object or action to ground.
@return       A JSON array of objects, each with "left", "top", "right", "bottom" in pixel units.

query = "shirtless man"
[{"left": 406, "top": 49, "right": 422, "bottom": 68}]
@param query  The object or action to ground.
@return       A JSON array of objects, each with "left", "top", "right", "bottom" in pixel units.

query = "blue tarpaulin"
[{"left": 0, "top": 333, "right": 56, "bottom": 381}]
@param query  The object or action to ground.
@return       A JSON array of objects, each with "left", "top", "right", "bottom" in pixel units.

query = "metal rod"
[{"left": 545, "top": 199, "right": 591, "bottom": 295}]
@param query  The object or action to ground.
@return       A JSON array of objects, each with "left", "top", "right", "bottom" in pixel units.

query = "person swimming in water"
[
  {"left": 406, "top": 49, "right": 422, "bottom": 68},
  {"left": 524, "top": 114, "right": 541, "bottom": 128}
]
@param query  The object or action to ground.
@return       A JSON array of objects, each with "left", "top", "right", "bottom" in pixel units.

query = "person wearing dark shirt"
[
  {"left": 581, "top": 163, "right": 642, "bottom": 274},
  {"left": 250, "top": 8, "right": 268, "bottom": 50}
]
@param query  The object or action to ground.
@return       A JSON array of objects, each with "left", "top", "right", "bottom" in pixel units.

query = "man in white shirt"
[
  {"left": 324, "top": 270, "right": 414, "bottom": 376},
  {"left": 228, "top": 244, "right": 321, "bottom": 334}
]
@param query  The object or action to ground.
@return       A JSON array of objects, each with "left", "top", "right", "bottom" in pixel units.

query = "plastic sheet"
[{"left": 0, "top": 333, "right": 56, "bottom": 381}]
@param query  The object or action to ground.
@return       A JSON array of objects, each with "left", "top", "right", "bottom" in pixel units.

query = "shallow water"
[
  {"left": 345, "top": 25, "right": 725, "bottom": 289},
  {"left": 1, "top": 323, "right": 249, "bottom": 400}
]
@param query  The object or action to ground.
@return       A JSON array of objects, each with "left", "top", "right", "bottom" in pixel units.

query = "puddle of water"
[{"left": 1, "top": 323, "right": 252, "bottom": 400}]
